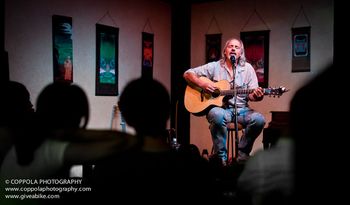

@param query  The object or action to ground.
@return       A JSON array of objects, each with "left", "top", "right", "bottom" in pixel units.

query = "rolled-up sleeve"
[{"left": 184, "top": 62, "right": 217, "bottom": 79}]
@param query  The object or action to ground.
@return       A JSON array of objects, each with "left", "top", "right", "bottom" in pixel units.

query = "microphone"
[{"left": 230, "top": 55, "right": 236, "bottom": 65}]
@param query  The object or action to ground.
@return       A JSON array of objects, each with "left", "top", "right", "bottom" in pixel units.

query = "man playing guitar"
[{"left": 183, "top": 37, "right": 266, "bottom": 165}]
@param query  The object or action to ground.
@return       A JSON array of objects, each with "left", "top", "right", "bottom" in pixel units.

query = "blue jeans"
[{"left": 207, "top": 107, "right": 265, "bottom": 161}]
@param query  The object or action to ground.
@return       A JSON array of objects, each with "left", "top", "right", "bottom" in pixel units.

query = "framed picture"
[
  {"left": 52, "top": 15, "right": 73, "bottom": 83},
  {"left": 240, "top": 30, "right": 270, "bottom": 88},
  {"left": 205, "top": 34, "right": 221, "bottom": 63},
  {"left": 292, "top": 27, "right": 310, "bottom": 72},
  {"left": 95, "top": 24, "right": 119, "bottom": 96},
  {"left": 141, "top": 32, "right": 154, "bottom": 79}
]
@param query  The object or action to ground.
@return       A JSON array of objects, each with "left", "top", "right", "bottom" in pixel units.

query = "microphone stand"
[{"left": 230, "top": 56, "right": 239, "bottom": 163}]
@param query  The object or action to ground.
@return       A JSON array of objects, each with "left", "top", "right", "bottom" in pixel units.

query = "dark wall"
[
  {"left": 1, "top": 0, "right": 9, "bottom": 83},
  {"left": 170, "top": 2, "right": 191, "bottom": 145},
  {"left": 169, "top": 0, "right": 221, "bottom": 145}
]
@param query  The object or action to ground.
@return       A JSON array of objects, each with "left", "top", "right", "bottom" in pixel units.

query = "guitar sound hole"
[{"left": 212, "top": 89, "right": 220, "bottom": 98}]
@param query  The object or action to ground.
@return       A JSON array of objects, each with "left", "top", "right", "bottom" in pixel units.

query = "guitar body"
[
  {"left": 184, "top": 76, "right": 287, "bottom": 116},
  {"left": 184, "top": 77, "right": 231, "bottom": 116}
]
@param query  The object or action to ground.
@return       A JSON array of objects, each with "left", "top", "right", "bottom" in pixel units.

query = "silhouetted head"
[
  {"left": 289, "top": 63, "right": 343, "bottom": 204},
  {"left": 118, "top": 78, "right": 170, "bottom": 136},
  {"left": 36, "top": 82, "right": 89, "bottom": 130},
  {"left": 0, "top": 81, "right": 34, "bottom": 127}
]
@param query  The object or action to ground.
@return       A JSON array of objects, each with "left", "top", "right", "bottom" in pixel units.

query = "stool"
[
  {"left": 211, "top": 122, "right": 244, "bottom": 163},
  {"left": 226, "top": 122, "right": 243, "bottom": 163}
]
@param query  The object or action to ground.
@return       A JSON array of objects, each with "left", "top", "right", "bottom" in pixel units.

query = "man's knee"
[
  {"left": 207, "top": 107, "right": 226, "bottom": 125},
  {"left": 251, "top": 113, "right": 266, "bottom": 128}
]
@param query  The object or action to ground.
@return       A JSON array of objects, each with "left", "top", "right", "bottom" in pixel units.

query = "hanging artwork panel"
[
  {"left": 240, "top": 30, "right": 270, "bottom": 88},
  {"left": 292, "top": 27, "right": 310, "bottom": 72},
  {"left": 141, "top": 32, "right": 154, "bottom": 79},
  {"left": 205, "top": 34, "right": 221, "bottom": 63},
  {"left": 95, "top": 24, "right": 119, "bottom": 96},
  {"left": 52, "top": 15, "right": 73, "bottom": 83}
]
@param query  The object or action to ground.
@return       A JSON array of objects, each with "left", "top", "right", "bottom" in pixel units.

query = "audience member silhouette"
[
  {"left": 0, "top": 81, "right": 36, "bottom": 204},
  {"left": 290, "top": 63, "right": 345, "bottom": 204},
  {"left": 0, "top": 81, "right": 34, "bottom": 166},
  {"left": 92, "top": 78, "right": 214, "bottom": 203},
  {"left": 236, "top": 63, "right": 343, "bottom": 205},
  {"left": 236, "top": 125, "right": 294, "bottom": 205},
  {"left": 1, "top": 82, "right": 136, "bottom": 179}
]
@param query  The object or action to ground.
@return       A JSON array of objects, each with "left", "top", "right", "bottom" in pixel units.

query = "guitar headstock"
[{"left": 265, "top": 86, "right": 289, "bottom": 97}]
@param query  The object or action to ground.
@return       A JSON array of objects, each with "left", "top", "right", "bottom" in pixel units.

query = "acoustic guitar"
[{"left": 184, "top": 77, "right": 288, "bottom": 116}]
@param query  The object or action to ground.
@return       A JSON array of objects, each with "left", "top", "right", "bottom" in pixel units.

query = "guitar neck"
[
  {"left": 220, "top": 89, "right": 253, "bottom": 96},
  {"left": 220, "top": 88, "right": 273, "bottom": 96}
]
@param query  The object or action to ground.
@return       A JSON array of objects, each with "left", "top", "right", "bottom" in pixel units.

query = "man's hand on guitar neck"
[{"left": 248, "top": 87, "right": 264, "bottom": 101}]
